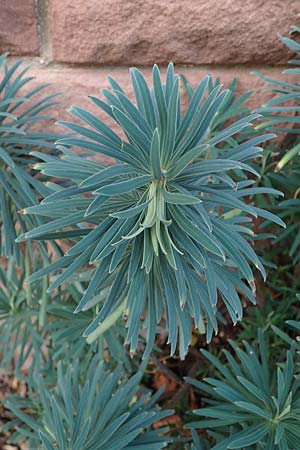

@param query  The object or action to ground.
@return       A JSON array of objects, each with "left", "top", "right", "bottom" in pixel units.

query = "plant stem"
[
  {"left": 86, "top": 300, "right": 126, "bottom": 344},
  {"left": 39, "top": 275, "right": 48, "bottom": 327},
  {"left": 24, "top": 245, "right": 32, "bottom": 306}
]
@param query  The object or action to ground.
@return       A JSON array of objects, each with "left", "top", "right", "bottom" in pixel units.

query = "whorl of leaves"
[
  {"left": 5, "top": 357, "right": 172, "bottom": 450},
  {"left": 0, "top": 257, "right": 45, "bottom": 375},
  {"left": 254, "top": 27, "right": 300, "bottom": 264},
  {"left": 187, "top": 331, "right": 300, "bottom": 450},
  {"left": 20, "top": 63, "right": 284, "bottom": 357},
  {"left": 0, "top": 54, "right": 60, "bottom": 263},
  {"left": 0, "top": 258, "right": 135, "bottom": 379}
]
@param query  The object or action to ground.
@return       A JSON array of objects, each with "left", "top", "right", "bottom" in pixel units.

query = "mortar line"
[
  {"left": 35, "top": 0, "right": 52, "bottom": 62},
  {"left": 5, "top": 56, "right": 292, "bottom": 74}
]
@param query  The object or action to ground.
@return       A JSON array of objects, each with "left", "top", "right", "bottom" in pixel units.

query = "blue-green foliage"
[
  {"left": 1, "top": 47, "right": 299, "bottom": 450},
  {"left": 187, "top": 331, "right": 300, "bottom": 450},
  {"left": 5, "top": 356, "right": 173, "bottom": 450},
  {"left": 0, "top": 257, "right": 138, "bottom": 379},
  {"left": 0, "top": 257, "right": 46, "bottom": 376},
  {"left": 20, "top": 64, "right": 283, "bottom": 358},
  {"left": 0, "top": 54, "right": 60, "bottom": 263},
  {"left": 254, "top": 27, "right": 300, "bottom": 264}
]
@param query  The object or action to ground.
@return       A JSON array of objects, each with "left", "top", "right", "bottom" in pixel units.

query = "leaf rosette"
[
  {"left": 20, "top": 64, "right": 284, "bottom": 357},
  {"left": 0, "top": 54, "right": 60, "bottom": 262},
  {"left": 187, "top": 332, "right": 300, "bottom": 449}
]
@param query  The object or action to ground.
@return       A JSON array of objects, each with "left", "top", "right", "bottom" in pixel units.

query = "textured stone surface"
[
  {"left": 0, "top": 0, "right": 39, "bottom": 55},
  {"left": 49, "top": 0, "right": 298, "bottom": 65}
]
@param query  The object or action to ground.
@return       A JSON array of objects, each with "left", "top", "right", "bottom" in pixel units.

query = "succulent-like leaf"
[
  {"left": 0, "top": 54, "right": 61, "bottom": 263},
  {"left": 0, "top": 257, "right": 46, "bottom": 376},
  {"left": 254, "top": 29, "right": 300, "bottom": 265},
  {"left": 5, "top": 356, "right": 173, "bottom": 450},
  {"left": 187, "top": 331, "right": 300, "bottom": 450},
  {"left": 23, "top": 64, "right": 282, "bottom": 357}
]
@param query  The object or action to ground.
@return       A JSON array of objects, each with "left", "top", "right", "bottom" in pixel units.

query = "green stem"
[
  {"left": 39, "top": 275, "right": 48, "bottom": 327},
  {"left": 86, "top": 300, "right": 126, "bottom": 344},
  {"left": 24, "top": 245, "right": 32, "bottom": 306}
]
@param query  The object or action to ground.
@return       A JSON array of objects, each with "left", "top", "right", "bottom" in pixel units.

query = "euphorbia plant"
[
  {"left": 187, "top": 331, "right": 300, "bottom": 450},
  {"left": 0, "top": 53, "right": 60, "bottom": 264},
  {"left": 254, "top": 27, "right": 300, "bottom": 265},
  {"left": 5, "top": 356, "right": 172, "bottom": 450},
  {"left": 19, "top": 63, "right": 284, "bottom": 358}
]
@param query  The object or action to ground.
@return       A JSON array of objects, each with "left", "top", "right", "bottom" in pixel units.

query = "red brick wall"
[{"left": 1, "top": 0, "right": 299, "bottom": 125}]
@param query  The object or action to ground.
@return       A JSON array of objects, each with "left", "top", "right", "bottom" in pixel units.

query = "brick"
[
  {"left": 0, "top": 0, "right": 39, "bottom": 56},
  {"left": 49, "top": 0, "right": 298, "bottom": 65}
]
